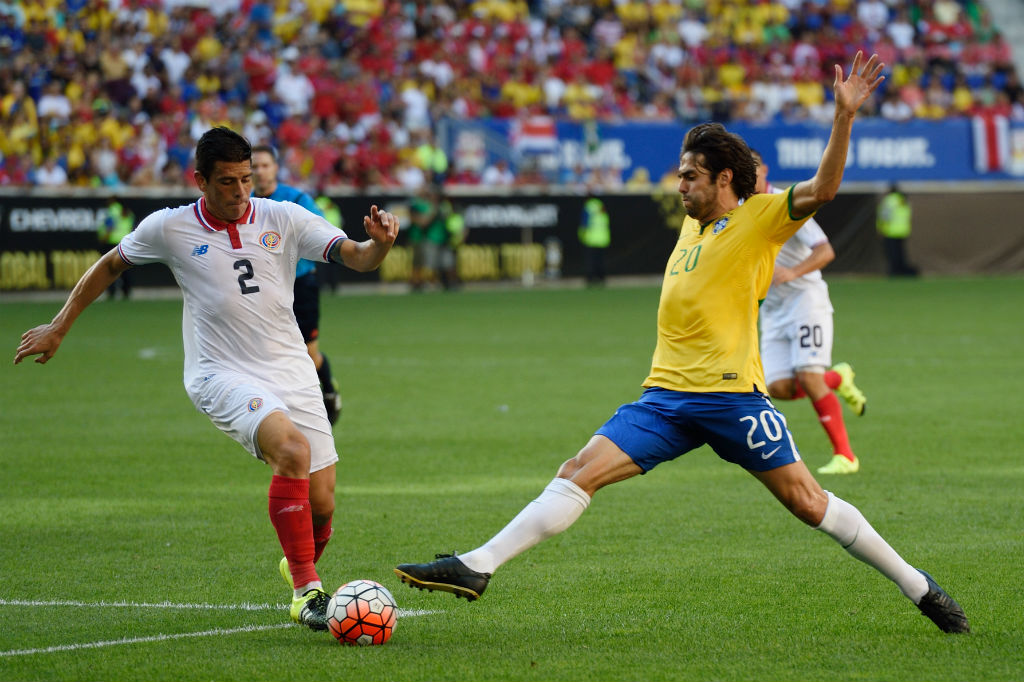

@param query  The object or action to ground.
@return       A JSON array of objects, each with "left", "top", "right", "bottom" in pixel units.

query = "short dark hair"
[
  {"left": 681, "top": 123, "right": 757, "bottom": 200},
  {"left": 251, "top": 144, "right": 278, "bottom": 161},
  {"left": 195, "top": 127, "right": 251, "bottom": 179}
]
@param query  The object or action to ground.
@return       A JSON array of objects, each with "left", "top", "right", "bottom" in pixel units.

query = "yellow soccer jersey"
[{"left": 643, "top": 189, "right": 813, "bottom": 393}]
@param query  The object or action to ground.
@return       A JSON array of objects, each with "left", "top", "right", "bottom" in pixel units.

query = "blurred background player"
[
  {"left": 252, "top": 145, "right": 343, "bottom": 424},
  {"left": 752, "top": 149, "right": 867, "bottom": 475}
]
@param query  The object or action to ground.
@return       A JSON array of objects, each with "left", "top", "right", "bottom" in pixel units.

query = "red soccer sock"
[
  {"left": 313, "top": 517, "right": 333, "bottom": 564},
  {"left": 268, "top": 475, "right": 319, "bottom": 589},
  {"left": 812, "top": 393, "right": 855, "bottom": 461}
]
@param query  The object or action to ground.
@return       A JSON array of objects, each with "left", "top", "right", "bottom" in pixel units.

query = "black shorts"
[{"left": 293, "top": 272, "right": 320, "bottom": 343}]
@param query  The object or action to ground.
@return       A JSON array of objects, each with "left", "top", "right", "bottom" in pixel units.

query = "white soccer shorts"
[
  {"left": 760, "top": 285, "right": 834, "bottom": 385},
  {"left": 187, "top": 372, "right": 338, "bottom": 473}
]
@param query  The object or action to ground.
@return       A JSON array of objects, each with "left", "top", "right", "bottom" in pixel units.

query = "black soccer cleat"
[
  {"left": 916, "top": 570, "right": 970, "bottom": 633},
  {"left": 323, "top": 379, "right": 342, "bottom": 425},
  {"left": 394, "top": 553, "right": 491, "bottom": 601}
]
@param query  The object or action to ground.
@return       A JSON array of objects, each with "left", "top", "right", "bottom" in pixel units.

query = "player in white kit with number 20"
[
  {"left": 753, "top": 150, "right": 866, "bottom": 475},
  {"left": 14, "top": 127, "right": 400, "bottom": 633}
]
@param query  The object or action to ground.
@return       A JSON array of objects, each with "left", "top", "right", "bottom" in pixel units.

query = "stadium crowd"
[{"left": 0, "top": 0, "right": 1020, "bottom": 190}]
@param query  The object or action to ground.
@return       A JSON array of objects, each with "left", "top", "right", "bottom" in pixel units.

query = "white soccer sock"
[
  {"left": 294, "top": 581, "right": 323, "bottom": 600},
  {"left": 458, "top": 478, "right": 591, "bottom": 575},
  {"left": 816, "top": 491, "right": 928, "bottom": 602}
]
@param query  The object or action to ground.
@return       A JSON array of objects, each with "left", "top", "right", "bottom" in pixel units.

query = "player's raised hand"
[
  {"left": 14, "top": 324, "right": 63, "bottom": 365},
  {"left": 363, "top": 205, "right": 400, "bottom": 245},
  {"left": 834, "top": 51, "right": 885, "bottom": 116}
]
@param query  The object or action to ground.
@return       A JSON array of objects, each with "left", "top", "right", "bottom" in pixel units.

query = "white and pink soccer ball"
[{"left": 325, "top": 580, "right": 398, "bottom": 646}]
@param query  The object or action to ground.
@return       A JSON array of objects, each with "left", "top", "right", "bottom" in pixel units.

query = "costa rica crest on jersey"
[{"left": 258, "top": 231, "right": 282, "bottom": 252}]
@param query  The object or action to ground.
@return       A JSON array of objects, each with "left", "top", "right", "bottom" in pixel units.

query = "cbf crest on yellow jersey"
[{"left": 643, "top": 189, "right": 813, "bottom": 393}]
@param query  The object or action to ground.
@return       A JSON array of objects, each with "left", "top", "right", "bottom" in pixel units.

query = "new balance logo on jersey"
[{"left": 192, "top": 244, "right": 209, "bottom": 256}]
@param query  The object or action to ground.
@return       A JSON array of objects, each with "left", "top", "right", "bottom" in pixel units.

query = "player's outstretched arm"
[
  {"left": 14, "top": 249, "right": 131, "bottom": 365},
  {"left": 333, "top": 205, "right": 400, "bottom": 272},
  {"left": 791, "top": 51, "right": 885, "bottom": 218}
]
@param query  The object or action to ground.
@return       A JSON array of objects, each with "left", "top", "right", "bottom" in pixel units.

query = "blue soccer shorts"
[{"left": 595, "top": 386, "right": 802, "bottom": 472}]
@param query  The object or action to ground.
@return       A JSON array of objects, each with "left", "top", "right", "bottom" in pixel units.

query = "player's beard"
[{"left": 683, "top": 184, "right": 718, "bottom": 223}]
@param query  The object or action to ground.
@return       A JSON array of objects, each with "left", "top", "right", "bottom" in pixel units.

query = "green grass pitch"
[{"left": 1, "top": 276, "right": 1022, "bottom": 681}]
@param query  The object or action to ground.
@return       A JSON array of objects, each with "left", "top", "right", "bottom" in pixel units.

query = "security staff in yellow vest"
[
  {"left": 440, "top": 196, "right": 466, "bottom": 290},
  {"left": 98, "top": 197, "right": 135, "bottom": 299},
  {"left": 876, "top": 184, "right": 918, "bottom": 277},
  {"left": 578, "top": 195, "right": 610, "bottom": 286},
  {"left": 315, "top": 193, "right": 344, "bottom": 293},
  {"left": 414, "top": 130, "right": 449, "bottom": 185},
  {"left": 315, "top": 194, "right": 342, "bottom": 231}
]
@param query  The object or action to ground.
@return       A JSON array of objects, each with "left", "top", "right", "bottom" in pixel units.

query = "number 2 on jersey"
[{"left": 234, "top": 259, "right": 260, "bottom": 295}]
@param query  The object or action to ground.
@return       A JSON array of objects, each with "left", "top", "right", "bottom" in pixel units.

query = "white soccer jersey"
[
  {"left": 759, "top": 184, "right": 835, "bottom": 377},
  {"left": 117, "top": 197, "right": 347, "bottom": 393},
  {"left": 762, "top": 184, "right": 829, "bottom": 310}
]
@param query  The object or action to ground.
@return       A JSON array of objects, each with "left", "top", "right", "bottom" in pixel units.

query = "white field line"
[
  {"left": 0, "top": 599, "right": 438, "bottom": 658},
  {"left": 0, "top": 598, "right": 436, "bottom": 617},
  {"left": 0, "top": 623, "right": 293, "bottom": 657}
]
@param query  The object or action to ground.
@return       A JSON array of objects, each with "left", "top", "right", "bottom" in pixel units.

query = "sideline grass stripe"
[{"left": 0, "top": 623, "right": 294, "bottom": 657}]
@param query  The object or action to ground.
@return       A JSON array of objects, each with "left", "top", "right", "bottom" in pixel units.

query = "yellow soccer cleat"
[
  {"left": 832, "top": 362, "right": 866, "bottom": 416},
  {"left": 279, "top": 556, "right": 294, "bottom": 590},
  {"left": 289, "top": 587, "right": 330, "bottom": 631},
  {"left": 817, "top": 454, "right": 860, "bottom": 475}
]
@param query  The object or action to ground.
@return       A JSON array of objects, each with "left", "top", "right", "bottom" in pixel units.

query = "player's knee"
[
  {"left": 556, "top": 456, "right": 582, "bottom": 479},
  {"left": 557, "top": 438, "right": 603, "bottom": 479},
  {"left": 787, "top": 487, "right": 829, "bottom": 526},
  {"left": 264, "top": 431, "right": 311, "bottom": 478},
  {"left": 795, "top": 371, "right": 826, "bottom": 392}
]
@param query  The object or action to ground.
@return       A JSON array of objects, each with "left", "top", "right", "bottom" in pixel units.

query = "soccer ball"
[{"left": 326, "top": 580, "right": 398, "bottom": 646}]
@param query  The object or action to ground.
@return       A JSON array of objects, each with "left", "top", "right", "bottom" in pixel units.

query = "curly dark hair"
[
  {"left": 195, "top": 127, "right": 252, "bottom": 180},
  {"left": 680, "top": 123, "right": 758, "bottom": 200}
]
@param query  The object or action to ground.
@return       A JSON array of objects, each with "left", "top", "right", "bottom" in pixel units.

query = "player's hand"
[
  {"left": 771, "top": 265, "right": 797, "bottom": 285},
  {"left": 363, "top": 205, "right": 400, "bottom": 246},
  {"left": 834, "top": 51, "right": 884, "bottom": 116},
  {"left": 14, "top": 324, "right": 64, "bottom": 365}
]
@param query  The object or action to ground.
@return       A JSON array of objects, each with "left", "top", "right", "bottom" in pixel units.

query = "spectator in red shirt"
[{"left": 277, "top": 112, "right": 316, "bottom": 149}]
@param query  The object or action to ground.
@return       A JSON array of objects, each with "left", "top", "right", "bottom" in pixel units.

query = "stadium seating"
[{"left": 0, "top": 0, "right": 1020, "bottom": 189}]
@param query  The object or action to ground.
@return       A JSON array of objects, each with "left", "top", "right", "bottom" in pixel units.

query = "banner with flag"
[
  {"left": 972, "top": 114, "right": 1010, "bottom": 173},
  {"left": 510, "top": 115, "right": 559, "bottom": 154}
]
